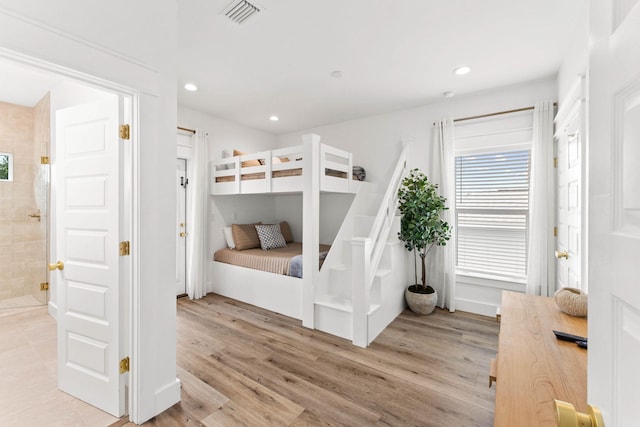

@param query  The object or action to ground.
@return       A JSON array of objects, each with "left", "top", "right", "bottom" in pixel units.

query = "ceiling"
[
  {"left": 178, "top": 0, "right": 587, "bottom": 134},
  {"left": 0, "top": 57, "right": 65, "bottom": 107}
]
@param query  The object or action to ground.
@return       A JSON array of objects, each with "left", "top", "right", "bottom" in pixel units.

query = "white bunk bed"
[
  {"left": 208, "top": 134, "right": 409, "bottom": 348},
  {"left": 210, "top": 139, "right": 360, "bottom": 195},
  {"left": 208, "top": 134, "right": 359, "bottom": 321}
]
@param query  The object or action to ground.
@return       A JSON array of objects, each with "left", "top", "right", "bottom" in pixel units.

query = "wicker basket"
[{"left": 553, "top": 287, "right": 588, "bottom": 317}]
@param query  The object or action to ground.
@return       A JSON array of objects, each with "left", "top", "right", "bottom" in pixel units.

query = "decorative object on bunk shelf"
[
  {"left": 352, "top": 165, "right": 366, "bottom": 181},
  {"left": 397, "top": 169, "right": 451, "bottom": 315},
  {"left": 553, "top": 287, "right": 588, "bottom": 317}
]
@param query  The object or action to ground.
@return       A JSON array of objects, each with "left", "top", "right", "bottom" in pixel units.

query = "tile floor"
[{"left": 0, "top": 306, "right": 120, "bottom": 427}]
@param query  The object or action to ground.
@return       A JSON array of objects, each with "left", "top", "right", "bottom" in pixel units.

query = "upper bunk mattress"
[{"left": 213, "top": 242, "right": 331, "bottom": 276}]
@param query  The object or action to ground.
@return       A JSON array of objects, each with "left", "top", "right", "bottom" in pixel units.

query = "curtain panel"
[
  {"left": 526, "top": 101, "right": 555, "bottom": 296},
  {"left": 186, "top": 129, "right": 209, "bottom": 299},
  {"left": 429, "top": 119, "right": 456, "bottom": 311}
]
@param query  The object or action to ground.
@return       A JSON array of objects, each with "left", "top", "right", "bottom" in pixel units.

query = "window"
[
  {"left": 455, "top": 149, "right": 530, "bottom": 279},
  {"left": 0, "top": 152, "right": 13, "bottom": 181}
]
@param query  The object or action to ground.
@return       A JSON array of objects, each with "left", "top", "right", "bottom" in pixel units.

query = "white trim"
[
  {"left": 47, "top": 301, "right": 57, "bottom": 318},
  {"left": 154, "top": 379, "right": 181, "bottom": 415},
  {"left": 455, "top": 297, "right": 503, "bottom": 318},
  {"left": 456, "top": 271, "right": 527, "bottom": 291},
  {"left": 302, "top": 134, "right": 321, "bottom": 328}
]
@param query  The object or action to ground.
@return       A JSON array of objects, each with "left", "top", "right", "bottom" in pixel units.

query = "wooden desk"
[{"left": 494, "top": 291, "right": 587, "bottom": 426}]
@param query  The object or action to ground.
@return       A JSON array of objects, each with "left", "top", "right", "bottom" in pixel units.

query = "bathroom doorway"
[
  {"left": 0, "top": 52, "right": 134, "bottom": 418},
  {"left": 0, "top": 64, "right": 53, "bottom": 313}
]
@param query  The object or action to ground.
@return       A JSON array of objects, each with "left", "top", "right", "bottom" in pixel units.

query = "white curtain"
[
  {"left": 428, "top": 119, "right": 456, "bottom": 311},
  {"left": 526, "top": 101, "right": 555, "bottom": 296},
  {"left": 186, "top": 129, "right": 209, "bottom": 299}
]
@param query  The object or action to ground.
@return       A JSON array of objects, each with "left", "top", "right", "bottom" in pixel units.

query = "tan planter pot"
[{"left": 405, "top": 285, "right": 437, "bottom": 315}]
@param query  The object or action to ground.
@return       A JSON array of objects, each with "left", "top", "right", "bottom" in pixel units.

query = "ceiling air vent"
[{"left": 222, "top": 0, "right": 262, "bottom": 24}]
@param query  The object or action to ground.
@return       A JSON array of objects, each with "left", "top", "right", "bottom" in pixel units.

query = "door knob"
[
  {"left": 555, "top": 250, "right": 569, "bottom": 260},
  {"left": 48, "top": 261, "right": 64, "bottom": 271},
  {"left": 179, "top": 232, "right": 187, "bottom": 237},
  {"left": 554, "top": 400, "right": 604, "bottom": 427}
]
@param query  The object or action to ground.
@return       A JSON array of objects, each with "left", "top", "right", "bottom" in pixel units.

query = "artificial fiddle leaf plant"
[{"left": 397, "top": 169, "right": 451, "bottom": 294}]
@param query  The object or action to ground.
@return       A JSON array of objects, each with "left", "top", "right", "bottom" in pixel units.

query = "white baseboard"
[
  {"left": 455, "top": 298, "right": 499, "bottom": 318},
  {"left": 154, "top": 378, "right": 181, "bottom": 415},
  {"left": 47, "top": 301, "right": 57, "bottom": 319}
]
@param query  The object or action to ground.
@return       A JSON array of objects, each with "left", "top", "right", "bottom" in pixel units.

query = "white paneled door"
[
  {"left": 588, "top": 0, "right": 640, "bottom": 424},
  {"left": 176, "top": 158, "right": 187, "bottom": 296},
  {"left": 555, "top": 78, "right": 586, "bottom": 293},
  {"left": 54, "top": 97, "right": 127, "bottom": 417}
]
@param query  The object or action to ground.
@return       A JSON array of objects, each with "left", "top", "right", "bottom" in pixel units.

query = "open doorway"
[
  {"left": 0, "top": 53, "right": 133, "bottom": 424},
  {"left": 176, "top": 157, "right": 187, "bottom": 296}
]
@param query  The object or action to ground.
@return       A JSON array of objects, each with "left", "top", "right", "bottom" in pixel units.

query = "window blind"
[{"left": 455, "top": 149, "right": 530, "bottom": 278}]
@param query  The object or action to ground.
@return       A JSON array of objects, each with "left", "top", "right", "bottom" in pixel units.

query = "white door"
[
  {"left": 555, "top": 78, "right": 586, "bottom": 293},
  {"left": 176, "top": 158, "right": 187, "bottom": 296},
  {"left": 588, "top": 0, "right": 640, "bottom": 424},
  {"left": 54, "top": 97, "right": 127, "bottom": 417}
]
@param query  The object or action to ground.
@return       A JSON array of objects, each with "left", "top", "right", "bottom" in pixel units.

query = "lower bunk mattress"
[{"left": 213, "top": 242, "right": 330, "bottom": 278}]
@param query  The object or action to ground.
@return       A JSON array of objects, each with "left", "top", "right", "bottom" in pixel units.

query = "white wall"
[
  {"left": 277, "top": 78, "right": 558, "bottom": 316},
  {"left": 0, "top": 2, "right": 178, "bottom": 423},
  {"left": 557, "top": 6, "right": 589, "bottom": 104},
  {"left": 275, "top": 193, "right": 355, "bottom": 245},
  {"left": 178, "top": 104, "right": 277, "bottom": 158}
]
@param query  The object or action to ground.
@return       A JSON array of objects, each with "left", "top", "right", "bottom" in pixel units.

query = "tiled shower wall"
[{"left": 0, "top": 94, "right": 50, "bottom": 305}]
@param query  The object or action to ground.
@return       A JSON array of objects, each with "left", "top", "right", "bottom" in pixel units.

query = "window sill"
[{"left": 456, "top": 269, "right": 526, "bottom": 290}]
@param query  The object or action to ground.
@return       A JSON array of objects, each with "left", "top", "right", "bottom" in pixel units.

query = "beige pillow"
[
  {"left": 233, "top": 149, "right": 261, "bottom": 168},
  {"left": 231, "top": 222, "right": 262, "bottom": 250},
  {"left": 258, "top": 157, "right": 281, "bottom": 166},
  {"left": 279, "top": 221, "right": 293, "bottom": 243}
]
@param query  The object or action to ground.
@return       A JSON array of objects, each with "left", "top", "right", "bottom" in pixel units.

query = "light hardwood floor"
[
  {"left": 122, "top": 294, "right": 499, "bottom": 426},
  {"left": 1, "top": 295, "right": 498, "bottom": 426}
]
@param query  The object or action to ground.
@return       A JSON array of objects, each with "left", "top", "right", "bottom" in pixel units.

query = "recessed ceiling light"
[
  {"left": 330, "top": 70, "right": 343, "bottom": 79},
  {"left": 454, "top": 66, "right": 471, "bottom": 76},
  {"left": 269, "top": 115, "right": 279, "bottom": 122},
  {"left": 184, "top": 83, "right": 198, "bottom": 91},
  {"left": 443, "top": 91, "right": 455, "bottom": 98}
]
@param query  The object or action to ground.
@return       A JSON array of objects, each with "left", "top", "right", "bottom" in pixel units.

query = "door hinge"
[
  {"left": 119, "top": 124, "right": 130, "bottom": 140},
  {"left": 554, "top": 157, "right": 558, "bottom": 168},
  {"left": 41, "top": 156, "right": 49, "bottom": 165},
  {"left": 119, "top": 241, "right": 130, "bottom": 256},
  {"left": 40, "top": 282, "right": 49, "bottom": 291},
  {"left": 119, "top": 357, "right": 130, "bottom": 374},
  {"left": 554, "top": 226, "right": 558, "bottom": 237}
]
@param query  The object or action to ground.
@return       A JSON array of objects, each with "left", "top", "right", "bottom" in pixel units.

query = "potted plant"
[{"left": 397, "top": 169, "right": 451, "bottom": 314}]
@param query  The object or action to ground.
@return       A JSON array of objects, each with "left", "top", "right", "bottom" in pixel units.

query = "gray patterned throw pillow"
[{"left": 255, "top": 224, "right": 287, "bottom": 250}]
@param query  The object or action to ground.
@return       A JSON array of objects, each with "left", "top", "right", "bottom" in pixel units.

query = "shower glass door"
[{"left": 0, "top": 97, "right": 50, "bottom": 312}]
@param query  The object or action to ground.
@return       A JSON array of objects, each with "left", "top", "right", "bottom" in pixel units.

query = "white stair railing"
[{"left": 352, "top": 144, "right": 408, "bottom": 347}]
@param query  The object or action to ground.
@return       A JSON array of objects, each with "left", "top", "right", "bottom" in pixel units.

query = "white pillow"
[
  {"left": 223, "top": 226, "right": 236, "bottom": 249},
  {"left": 255, "top": 224, "right": 287, "bottom": 250},
  {"left": 222, "top": 149, "right": 233, "bottom": 170}
]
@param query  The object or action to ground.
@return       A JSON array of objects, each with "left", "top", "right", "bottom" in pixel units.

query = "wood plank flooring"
[{"left": 125, "top": 294, "right": 499, "bottom": 426}]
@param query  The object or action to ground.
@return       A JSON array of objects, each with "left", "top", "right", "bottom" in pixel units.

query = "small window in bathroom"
[{"left": 0, "top": 152, "right": 13, "bottom": 181}]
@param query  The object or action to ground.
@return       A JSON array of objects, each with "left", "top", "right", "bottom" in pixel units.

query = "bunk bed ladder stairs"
[{"left": 315, "top": 144, "right": 409, "bottom": 347}]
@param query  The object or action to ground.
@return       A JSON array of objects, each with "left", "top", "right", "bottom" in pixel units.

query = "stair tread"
[
  {"left": 315, "top": 300, "right": 381, "bottom": 316},
  {"left": 315, "top": 299, "right": 353, "bottom": 312}
]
